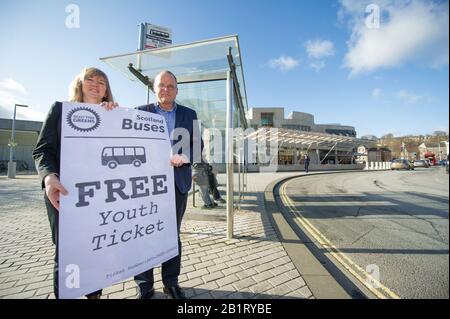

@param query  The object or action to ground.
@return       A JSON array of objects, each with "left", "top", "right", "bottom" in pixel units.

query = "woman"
[{"left": 33, "top": 67, "right": 117, "bottom": 299}]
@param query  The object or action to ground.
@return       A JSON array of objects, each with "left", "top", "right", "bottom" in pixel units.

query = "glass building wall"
[{"left": 101, "top": 35, "right": 248, "bottom": 236}]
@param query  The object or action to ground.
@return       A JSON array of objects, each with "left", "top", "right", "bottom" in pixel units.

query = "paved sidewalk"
[{"left": 0, "top": 172, "right": 313, "bottom": 299}]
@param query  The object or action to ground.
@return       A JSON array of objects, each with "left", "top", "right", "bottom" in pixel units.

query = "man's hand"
[
  {"left": 170, "top": 154, "right": 189, "bottom": 167},
  {"left": 100, "top": 101, "right": 119, "bottom": 111},
  {"left": 44, "top": 174, "right": 68, "bottom": 211}
]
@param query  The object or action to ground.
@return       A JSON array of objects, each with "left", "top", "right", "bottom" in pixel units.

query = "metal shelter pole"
[
  {"left": 237, "top": 104, "right": 241, "bottom": 210},
  {"left": 226, "top": 70, "right": 234, "bottom": 239},
  {"left": 321, "top": 142, "right": 338, "bottom": 164}
]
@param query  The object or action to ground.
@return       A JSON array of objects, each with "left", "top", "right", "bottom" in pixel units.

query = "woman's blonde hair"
[{"left": 68, "top": 67, "right": 114, "bottom": 103}]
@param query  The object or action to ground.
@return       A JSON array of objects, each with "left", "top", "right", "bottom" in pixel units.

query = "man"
[
  {"left": 304, "top": 153, "right": 310, "bottom": 173},
  {"left": 207, "top": 163, "right": 226, "bottom": 204},
  {"left": 134, "top": 70, "right": 202, "bottom": 299},
  {"left": 192, "top": 162, "right": 217, "bottom": 209}
]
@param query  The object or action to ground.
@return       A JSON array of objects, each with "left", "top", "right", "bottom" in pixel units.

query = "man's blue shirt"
[{"left": 155, "top": 102, "right": 177, "bottom": 143}]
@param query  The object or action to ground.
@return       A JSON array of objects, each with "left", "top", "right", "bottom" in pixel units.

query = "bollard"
[{"left": 7, "top": 162, "right": 16, "bottom": 179}]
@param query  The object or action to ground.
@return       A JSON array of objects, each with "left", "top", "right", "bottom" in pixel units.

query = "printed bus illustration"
[{"left": 101, "top": 146, "right": 146, "bottom": 169}]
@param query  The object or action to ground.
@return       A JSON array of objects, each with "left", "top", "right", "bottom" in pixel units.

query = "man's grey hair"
[{"left": 154, "top": 70, "right": 178, "bottom": 87}]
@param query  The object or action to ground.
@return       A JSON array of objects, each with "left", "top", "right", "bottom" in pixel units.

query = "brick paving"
[{"left": 0, "top": 173, "right": 313, "bottom": 299}]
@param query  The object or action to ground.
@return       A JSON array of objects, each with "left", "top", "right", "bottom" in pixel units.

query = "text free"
[{"left": 74, "top": 175, "right": 168, "bottom": 207}]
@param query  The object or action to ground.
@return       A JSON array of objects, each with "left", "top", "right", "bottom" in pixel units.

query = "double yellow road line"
[{"left": 279, "top": 180, "right": 400, "bottom": 299}]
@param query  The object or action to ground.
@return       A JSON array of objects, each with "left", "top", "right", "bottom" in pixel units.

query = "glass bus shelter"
[{"left": 100, "top": 35, "right": 248, "bottom": 238}]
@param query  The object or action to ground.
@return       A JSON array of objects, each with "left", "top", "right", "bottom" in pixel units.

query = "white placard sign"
[
  {"left": 59, "top": 102, "right": 178, "bottom": 299},
  {"left": 144, "top": 23, "right": 172, "bottom": 49}
]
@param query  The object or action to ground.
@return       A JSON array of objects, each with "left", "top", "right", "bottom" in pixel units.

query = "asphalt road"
[{"left": 281, "top": 167, "right": 449, "bottom": 299}]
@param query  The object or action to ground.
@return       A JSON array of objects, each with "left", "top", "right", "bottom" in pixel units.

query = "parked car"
[
  {"left": 391, "top": 159, "right": 414, "bottom": 170},
  {"left": 413, "top": 160, "right": 429, "bottom": 168},
  {"left": 424, "top": 159, "right": 432, "bottom": 167}
]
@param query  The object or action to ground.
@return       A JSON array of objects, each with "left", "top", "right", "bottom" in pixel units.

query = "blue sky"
[{"left": 0, "top": 0, "right": 448, "bottom": 137}]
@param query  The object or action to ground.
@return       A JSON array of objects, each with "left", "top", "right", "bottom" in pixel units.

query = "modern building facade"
[
  {"left": 248, "top": 107, "right": 357, "bottom": 137},
  {"left": 0, "top": 118, "right": 42, "bottom": 173},
  {"left": 246, "top": 107, "right": 367, "bottom": 168}
]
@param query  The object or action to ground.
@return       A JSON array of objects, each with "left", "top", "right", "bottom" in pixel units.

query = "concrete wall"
[
  {"left": 286, "top": 111, "right": 315, "bottom": 125},
  {"left": 247, "top": 107, "right": 285, "bottom": 128}
]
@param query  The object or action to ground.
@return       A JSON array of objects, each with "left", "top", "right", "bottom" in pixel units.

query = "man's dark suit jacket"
[{"left": 136, "top": 103, "right": 202, "bottom": 194}]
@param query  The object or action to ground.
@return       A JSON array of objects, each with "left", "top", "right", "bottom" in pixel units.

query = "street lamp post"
[
  {"left": 7, "top": 103, "right": 28, "bottom": 178},
  {"left": 438, "top": 142, "right": 442, "bottom": 161}
]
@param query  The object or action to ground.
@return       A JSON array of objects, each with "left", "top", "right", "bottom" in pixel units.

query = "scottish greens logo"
[{"left": 67, "top": 107, "right": 101, "bottom": 132}]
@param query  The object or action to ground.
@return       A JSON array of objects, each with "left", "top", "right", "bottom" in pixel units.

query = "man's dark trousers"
[
  {"left": 208, "top": 172, "right": 221, "bottom": 200},
  {"left": 134, "top": 187, "right": 188, "bottom": 295}
]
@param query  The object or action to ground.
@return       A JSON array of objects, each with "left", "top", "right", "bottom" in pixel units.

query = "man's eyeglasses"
[{"left": 157, "top": 84, "right": 176, "bottom": 91}]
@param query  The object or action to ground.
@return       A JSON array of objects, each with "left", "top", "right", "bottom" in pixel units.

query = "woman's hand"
[
  {"left": 100, "top": 101, "right": 119, "bottom": 111},
  {"left": 44, "top": 173, "right": 68, "bottom": 211}
]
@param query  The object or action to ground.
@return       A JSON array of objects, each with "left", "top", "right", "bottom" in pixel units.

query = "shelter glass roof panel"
[{"left": 101, "top": 35, "right": 248, "bottom": 131}]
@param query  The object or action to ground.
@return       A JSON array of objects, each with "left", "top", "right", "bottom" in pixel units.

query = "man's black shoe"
[
  {"left": 136, "top": 287, "right": 155, "bottom": 299},
  {"left": 163, "top": 285, "right": 186, "bottom": 299},
  {"left": 215, "top": 198, "right": 226, "bottom": 204}
]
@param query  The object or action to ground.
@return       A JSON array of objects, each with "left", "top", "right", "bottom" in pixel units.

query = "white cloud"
[
  {"left": 306, "top": 40, "right": 335, "bottom": 59},
  {"left": 0, "top": 78, "right": 27, "bottom": 95},
  {"left": 396, "top": 90, "right": 423, "bottom": 104},
  {"left": 339, "top": 0, "right": 372, "bottom": 15},
  {"left": 372, "top": 88, "right": 383, "bottom": 98},
  {"left": 0, "top": 78, "right": 28, "bottom": 115},
  {"left": 305, "top": 40, "right": 335, "bottom": 71},
  {"left": 434, "top": 127, "right": 449, "bottom": 134},
  {"left": 310, "top": 61, "right": 326, "bottom": 71},
  {"left": 0, "top": 90, "right": 20, "bottom": 107},
  {"left": 0, "top": 79, "right": 45, "bottom": 121},
  {"left": 340, "top": 0, "right": 449, "bottom": 76},
  {"left": 268, "top": 55, "right": 300, "bottom": 72},
  {"left": 0, "top": 102, "right": 46, "bottom": 121}
]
